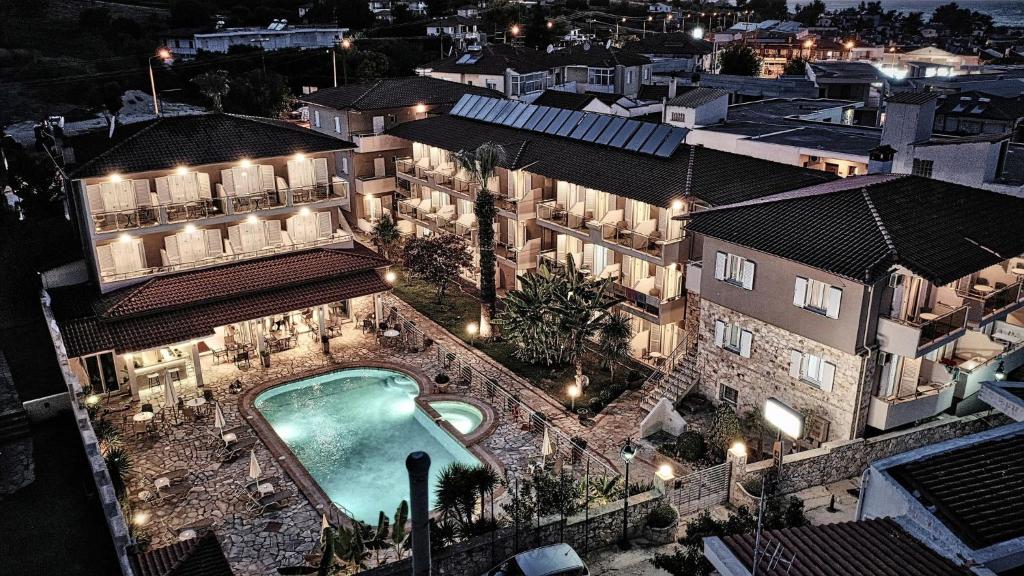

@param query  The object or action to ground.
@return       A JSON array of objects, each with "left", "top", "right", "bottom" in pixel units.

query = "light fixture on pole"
[
  {"left": 467, "top": 322, "right": 478, "bottom": 344},
  {"left": 567, "top": 383, "right": 580, "bottom": 411},
  {"left": 385, "top": 270, "right": 397, "bottom": 284},
  {"left": 618, "top": 438, "right": 638, "bottom": 550},
  {"left": 149, "top": 48, "right": 171, "bottom": 117},
  {"left": 763, "top": 397, "right": 804, "bottom": 493}
]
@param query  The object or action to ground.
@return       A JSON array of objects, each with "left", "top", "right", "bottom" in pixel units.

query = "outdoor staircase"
[
  {"left": 640, "top": 342, "right": 702, "bottom": 413},
  {"left": 0, "top": 408, "right": 31, "bottom": 444}
]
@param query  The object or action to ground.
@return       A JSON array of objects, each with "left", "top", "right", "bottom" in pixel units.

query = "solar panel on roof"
[
  {"left": 523, "top": 106, "right": 550, "bottom": 130},
  {"left": 544, "top": 109, "right": 572, "bottom": 135},
  {"left": 595, "top": 117, "right": 626, "bottom": 146},
  {"left": 640, "top": 125, "right": 672, "bottom": 155},
  {"left": 452, "top": 95, "right": 478, "bottom": 117},
  {"left": 512, "top": 105, "right": 539, "bottom": 128},
  {"left": 608, "top": 120, "right": 640, "bottom": 148},
  {"left": 475, "top": 99, "right": 499, "bottom": 120},
  {"left": 556, "top": 111, "right": 584, "bottom": 136},
  {"left": 653, "top": 127, "right": 687, "bottom": 158},
  {"left": 624, "top": 122, "right": 657, "bottom": 151},
  {"left": 569, "top": 114, "right": 598, "bottom": 139},
  {"left": 493, "top": 101, "right": 517, "bottom": 123},
  {"left": 582, "top": 116, "right": 611, "bottom": 142},
  {"left": 465, "top": 97, "right": 488, "bottom": 118},
  {"left": 534, "top": 108, "right": 561, "bottom": 132},
  {"left": 450, "top": 95, "right": 473, "bottom": 116},
  {"left": 502, "top": 104, "right": 529, "bottom": 126}
]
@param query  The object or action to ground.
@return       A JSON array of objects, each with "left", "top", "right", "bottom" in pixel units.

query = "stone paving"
[{"left": 100, "top": 295, "right": 645, "bottom": 575}]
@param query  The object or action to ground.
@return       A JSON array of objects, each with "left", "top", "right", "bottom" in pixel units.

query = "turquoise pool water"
[
  {"left": 253, "top": 368, "right": 480, "bottom": 523},
  {"left": 430, "top": 400, "right": 484, "bottom": 434}
]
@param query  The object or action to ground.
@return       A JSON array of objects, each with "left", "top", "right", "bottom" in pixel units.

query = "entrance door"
[
  {"left": 84, "top": 352, "right": 120, "bottom": 393},
  {"left": 374, "top": 157, "right": 386, "bottom": 177}
]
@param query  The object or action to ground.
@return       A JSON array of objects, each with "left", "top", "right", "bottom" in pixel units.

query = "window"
[
  {"left": 793, "top": 277, "right": 842, "bottom": 318},
  {"left": 486, "top": 80, "right": 497, "bottom": 90},
  {"left": 788, "top": 350, "right": 836, "bottom": 391},
  {"left": 719, "top": 384, "right": 739, "bottom": 407},
  {"left": 713, "top": 251, "right": 756, "bottom": 290},
  {"left": 341, "top": 156, "right": 349, "bottom": 175},
  {"left": 510, "top": 72, "right": 547, "bottom": 96},
  {"left": 671, "top": 111, "right": 686, "bottom": 123},
  {"left": 626, "top": 69, "right": 634, "bottom": 84},
  {"left": 334, "top": 116, "right": 341, "bottom": 133},
  {"left": 643, "top": 68, "right": 651, "bottom": 81},
  {"left": 588, "top": 67, "right": 614, "bottom": 86},
  {"left": 714, "top": 320, "right": 752, "bottom": 358},
  {"left": 313, "top": 109, "right": 321, "bottom": 128},
  {"left": 911, "top": 158, "right": 933, "bottom": 178}
]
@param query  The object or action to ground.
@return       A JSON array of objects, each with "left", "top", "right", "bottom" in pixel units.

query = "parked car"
[{"left": 485, "top": 544, "right": 589, "bottom": 576}]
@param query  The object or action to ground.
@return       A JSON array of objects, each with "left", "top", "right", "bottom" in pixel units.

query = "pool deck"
[{"left": 101, "top": 297, "right": 649, "bottom": 575}]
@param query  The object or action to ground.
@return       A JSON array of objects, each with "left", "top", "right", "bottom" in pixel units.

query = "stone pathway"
[{"left": 793, "top": 477, "right": 860, "bottom": 526}]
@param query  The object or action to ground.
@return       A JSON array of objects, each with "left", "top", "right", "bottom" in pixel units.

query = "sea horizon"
[{"left": 786, "top": 0, "right": 1024, "bottom": 27}]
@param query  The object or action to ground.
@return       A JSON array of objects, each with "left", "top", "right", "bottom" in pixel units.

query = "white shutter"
[
  {"left": 793, "top": 277, "right": 808, "bottom": 307},
  {"left": 312, "top": 157, "right": 330, "bottom": 185},
  {"left": 265, "top": 219, "right": 283, "bottom": 247},
  {"left": 132, "top": 180, "right": 151, "bottom": 206},
  {"left": 258, "top": 165, "right": 276, "bottom": 191},
  {"left": 826, "top": 287, "right": 842, "bottom": 319},
  {"left": 649, "top": 325, "right": 662, "bottom": 353},
  {"left": 714, "top": 320, "right": 726, "bottom": 347},
  {"left": 99, "top": 182, "right": 119, "bottom": 212},
  {"left": 182, "top": 173, "right": 199, "bottom": 202},
  {"left": 314, "top": 109, "right": 320, "bottom": 127},
  {"left": 85, "top": 184, "right": 105, "bottom": 214},
  {"left": 220, "top": 169, "right": 236, "bottom": 195},
  {"left": 583, "top": 243, "right": 594, "bottom": 268},
  {"left": 164, "top": 235, "right": 180, "bottom": 265},
  {"left": 714, "top": 251, "right": 726, "bottom": 280},
  {"left": 287, "top": 159, "right": 308, "bottom": 189},
  {"left": 285, "top": 215, "right": 299, "bottom": 243},
  {"left": 190, "top": 230, "right": 206, "bottom": 260},
  {"left": 196, "top": 172, "right": 212, "bottom": 200},
  {"left": 317, "top": 212, "right": 332, "bottom": 239},
  {"left": 96, "top": 244, "right": 115, "bottom": 276},
  {"left": 205, "top": 230, "right": 223, "bottom": 257},
  {"left": 228, "top": 225, "right": 242, "bottom": 253},
  {"left": 155, "top": 177, "right": 172, "bottom": 204},
  {"left": 789, "top": 350, "right": 803, "bottom": 379},
  {"left": 819, "top": 361, "right": 836, "bottom": 392},
  {"left": 334, "top": 116, "right": 341, "bottom": 133},
  {"left": 176, "top": 231, "right": 196, "bottom": 263},
  {"left": 116, "top": 180, "right": 135, "bottom": 209},
  {"left": 739, "top": 330, "right": 753, "bottom": 358},
  {"left": 741, "top": 260, "right": 755, "bottom": 290}
]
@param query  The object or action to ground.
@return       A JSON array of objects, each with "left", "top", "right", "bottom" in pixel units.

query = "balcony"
[
  {"left": 876, "top": 305, "right": 970, "bottom": 358},
  {"left": 350, "top": 130, "right": 406, "bottom": 153},
  {"left": 495, "top": 239, "right": 541, "bottom": 269},
  {"left": 395, "top": 158, "right": 479, "bottom": 200},
  {"left": 536, "top": 200, "right": 590, "bottom": 238},
  {"left": 959, "top": 281, "right": 1024, "bottom": 327},
  {"left": 354, "top": 175, "right": 397, "bottom": 195},
  {"left": 612, "top": 281, "right": 686, "bottom": 324},
  {"left": 867, "top": 382, "right": 955, "bottom": 431}
]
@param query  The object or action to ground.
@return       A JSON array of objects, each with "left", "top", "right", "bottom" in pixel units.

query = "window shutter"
[
  {"left": 285, "top": 215, "right": 299, "bottom": 243},
  {"left": 164, "top": 235, "right": 180, "bottom": 265},
  {"left": 155, "top": 177, "right": 172, "bottom": 204},
  {"left": 134, "top": 241, "right": 147, "bottom": 270},
  {"left": 258, "top": 165, "right": 276, "bottom": 192},
  {"left": 789, "top": 350, "right": 803, "bottom": 379},
  {"left": 96, "top": 244, "right": 114, "bottom": 276},
  {"left": 317, "top": 211, "right": 333, "bottom": 239},
  {"left": 116, "top": 180, "right": 136, "bottom": 209},
  {"left": 741, "top": 260, "right": 755, "bottom": 290},
  {"left": 312, "top": 158, "right": 330, "bottom": 185},
  {"left": 714, "top": 251, "right": 726, "bottom": 280},
  {"left": 714, "top": 320, "right": 726, "bottom": 347},
  {"left": 220, "top": 170, "right": 236, "bottom": 196},
  {"left": 205, "top": 229, "right": 223, "bottom": 257},
  {"left": 182, "top": 173, "right": 199, "bottom": 202},
  {"left": 334, "top": 116, "right": 341, "bottom": 133},
  {"left": 99, "top": 182, "right": 119, "bottom": 211},
  {"left": 820, "top": 361, "right": 836, "bottom": 392},
  {"left": 793, "top": 277, "right": 808, "bottom": 307},
  {"left": 227, "top": 225, "right": 242, "bottom": 253},
  {"left": 196, "top": 172, "right": 212, "bottom": 200},
  {"left": 314, "top": 109, "right": 320, "bottom": 127},
  {"left": 132, "top": 180, "right": 151, "bottom": 206},
  {"left": 826, "top": 287, "right": 842, "bottom": 319},
  {"left": 265, "top": 219, "right": 283, "bottom": 247},
  {"left": 739, "top": 330, "right": 753, "bottom": 358},
  {"left": 85, "top": 184, "right": 105, "bottom": 214},
  {"left": 286, "top": 159, "right": 307, "bottom": 189}
]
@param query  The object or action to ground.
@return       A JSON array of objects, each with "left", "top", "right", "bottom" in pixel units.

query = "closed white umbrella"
[
  {"left": 163, "top": 375, "right": 180, "bottom": 408},
  {"left": 248, "top": 449, "right": 262, "bottom": 480},
  {"left": 320, "top": 514, "right": 330, "bottom": 543},
  {"left": 214, "top": 402, "right": 226, "bottom": 429},
  {"left": 541, "top": 427, "right": 554, "bottom": 458}
]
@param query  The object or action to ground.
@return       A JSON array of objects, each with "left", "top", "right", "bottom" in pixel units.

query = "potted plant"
[
  {"left": 320, "top": 334, "right": 330, "bottom": 355},
  {"left": 260, "top": 349, "right": 271, "bottom": 368},
  {"left": 644, "top": 504, "right": 679, "bottom": 544},
  {"left": 434, "top": 373, "right": 450, "bottom": 393},
  {"left": 570, "top": 436, "right": 587, "bottom": 464}
]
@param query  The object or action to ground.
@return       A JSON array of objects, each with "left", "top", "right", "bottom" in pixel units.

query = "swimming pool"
[
  {"left": 253, "top": 368, "right": 481, "bottom": 523},
  {"left": 430, "top": 400, "right": 484, "bottom": 435}
]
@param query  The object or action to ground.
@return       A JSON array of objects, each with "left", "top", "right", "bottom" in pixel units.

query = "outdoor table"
[
  {"left": 1011, "top": 267, "right": 1024, "bottom": 277},
  {"left": 133, "top": 412, "right": 154, "bottom": 423},
  {"left": 918, "top": 312, "right": 939, "bottom": 321},
  {"left": 154, "top": 477, "right": 171, "bottom": 490},
  {"left": 383, "top": 329, "right": 400, "bottom": 338},
  {"left": 257, "top": 482, "right": 275, "bottom": 496},
  {"left": 178, "top": 529, "right": 197, "bottom": 541},
  {"left": 974, "top": 284, "right": 995, "bottom": 294},
  {"left": 185, "top": 398, "right": 206, "bottom": 408}
]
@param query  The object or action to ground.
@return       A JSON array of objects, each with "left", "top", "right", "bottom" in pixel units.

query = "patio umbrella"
[
  {"left": 320, "top": 514, "right": 330, "bottom": 543},
  {"left": 248, "top": 449, "right": 262, "bottom": 480},
  {"left": 163, "top": 375, "right": 180, "bottom": 424},
  {"left": 541, "top": 427, "right": 554, "bottom": 458},
  {"left": 214, "top": 402, "right": 226, "bottom": 429}
]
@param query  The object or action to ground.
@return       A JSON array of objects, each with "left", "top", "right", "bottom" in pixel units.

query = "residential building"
[
  {"left": 931, "top": 90, "right": 1024, "bottom": 141},
  {"left": 297, "top": 77, "right": 503, "bottom": 234},
  {"left": 417, "top": 43, "right": 653, "bottom": 99},
  {"left": 878, "top": 46, "right": 982, "bottom": 79},
  {"left": 806, "top": 61, "right": 886, "bottom": 107},
  {"left": 36, "top": 113, "right": 392, "bottom": 406},
  {"left": 621, "top": 32, "right": 714, "bottom": 76},
  {"left": 530, "top": 89, "right": 663, "bottom": 118},
  {"left": 386, "top": 94, "right": 833, "bottom": 365},
  {"left": 679, "top": 174, "right": 1024, "bottom": 442},
  {"left": 671, "top": 73, "right": 820, "bottom": 103},
  {"left": 425, "top": 15, "right": 483, "bottom": 49},
  {"left": 165, "top": 24, "right": 348, "bottom": 58}
]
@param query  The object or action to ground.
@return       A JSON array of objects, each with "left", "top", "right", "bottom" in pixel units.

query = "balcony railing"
[
  {"left": 396, "top": 158, "right": 416, "bottom": 177},
  {"left": 597, "top": 223, "right": 670, "bottom": 257},
  {"left": 495, "top": 241, "right": 523, "bottom": 263},
  {"left": 537, "top": 200, "right": 588, "bottom": 232},
  {"left": 99, "top": 233, "right": 354, "bottom": 284},
  {"left": 958, "top": 280, "right": 1024, "bottom": 325},
  {"left": 919, "top": 305, "right": 970, "bottom": 347}
]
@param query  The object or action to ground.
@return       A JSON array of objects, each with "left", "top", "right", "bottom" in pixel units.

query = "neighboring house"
[
  {"left": 681, "top": 95, "right": 881, "bottom": 177},
  {"left": 621, "top": 32, "right": 714, "bottom": 76},
  {"left": 675, "top": 73, "right": 820, "bottom": 103},
  {"left": 425, "top": 15, "right": 481, "bottom": 46},
  {"left": 175, "top": 25, "right": 348, "bottom": 57},
  {"left": 806, "top": 61, "right": 886, "bottom": 107},
  {"left": 530, "top": 89, "right": 662, "bottom": 118},
  {"left": 879, "top": 46, "right": 982, "bottom": 77},
  {"left": 417, "top": 43, "right": 653, "bottom": 99},
  {"left": 681, "top": 174, "right": 1024, "bottom": 442},
  {"left": 931, "top": 90, "right": 1024, "bottom": 141},
  {"left": 298, "top": 77, "right": 503, "bottom": 233},
  {"left": 386, "top": 94, "right": 833, "bottom": 366},
  {"left": 36, "top": 113, "right": 392, "bottom": 403},
  {"left": 714, "top": 29, "right": 851, "bottom": 78}
]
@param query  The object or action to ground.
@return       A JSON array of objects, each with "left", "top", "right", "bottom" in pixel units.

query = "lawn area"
[
  {"left": 391, "top": 270, "right": 647, "bottom": 414},
  {"left": 0, "top": 414, "right": 121, "bottom": 576}
]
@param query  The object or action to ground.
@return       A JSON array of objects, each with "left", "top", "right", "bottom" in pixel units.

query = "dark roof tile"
[
  {"left": 131, "top": 531, "right": 234, "bottom": 576},
  {"left": 298, "top": 76, "right": 502, "bottom": 111}
]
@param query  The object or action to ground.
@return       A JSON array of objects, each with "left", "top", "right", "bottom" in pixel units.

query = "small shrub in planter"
[
  {"left": 570, "top": 436, "right": 587, "bottom": 464},
  {"left": 674, "top": 430, "right": 707, "bottom": 462},
  {"left": 644, "top": 504, "right": 679, "bottom": 544},
  {"left": 434, "top": 373, "right": 450, "bottom": 386}
]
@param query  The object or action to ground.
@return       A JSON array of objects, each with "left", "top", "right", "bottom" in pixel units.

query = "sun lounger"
[
  {"left": 220, "top": 437, "right": 257, "bottom": 463},
  {"left": 249, "top": 489, "right": 295, "bottom": 515}
]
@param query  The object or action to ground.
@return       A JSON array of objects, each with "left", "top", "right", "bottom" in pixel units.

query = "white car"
[{"left": 485, "top": 544, "right": 589, "bottom": 576}]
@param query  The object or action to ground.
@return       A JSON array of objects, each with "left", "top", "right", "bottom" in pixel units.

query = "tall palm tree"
[
  {"left": 370, "top": 213, "right": 402, "bottom": 261},
  {"left": 191, "top": 70, "right": 230, "bottom": 112},
  {"left": 469, "top": 465, "right": 500, "bottom": 521},
  {"left": 551, "top": 254, "right": 614, "bottom": 383},
  {"left": 497, "top": 267, "right": 560, "bottom": 365},
  {"left": 598, "top": 310, "right": 633, "bottom": 381},
  {"left": 450, "top": 143, "right": 506, "bottom": 338}
]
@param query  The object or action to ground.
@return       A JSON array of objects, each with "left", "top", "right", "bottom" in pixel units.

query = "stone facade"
[{"left": 696, "top": 300, "right": 877, "bottom": 442}]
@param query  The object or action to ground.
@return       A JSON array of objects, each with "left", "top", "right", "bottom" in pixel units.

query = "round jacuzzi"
[{"left": 429, "top": 400, "right": 484, "bottom": 435}]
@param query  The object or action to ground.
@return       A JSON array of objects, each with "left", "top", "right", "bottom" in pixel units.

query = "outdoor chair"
[
  {"left": 249, "top": 489, "right": 295, "bottom": 515},
  {"left": 141, "top": 403, "right": 155, "bottom": 414},
  {"left": 220, "top": 437, "right": 258, "bottom": 463},
  {"left": 158, "top": 481, "right": 193, "bottom": 502}
]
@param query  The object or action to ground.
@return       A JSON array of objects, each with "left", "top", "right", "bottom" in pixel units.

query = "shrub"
[
  {"left": 647, "top": 504, "right": 678, "bottom": 529},
  {"left": 674, "top": 430, "right": 707, "bottom": 462},
  {"left": 707, "top": 405, "right": 743, "bottom": 460}
]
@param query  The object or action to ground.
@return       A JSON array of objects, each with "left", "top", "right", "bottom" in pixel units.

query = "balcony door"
[
  {"left": 164, "top": 228, "right": 223, "bottom": 265},
  {"left": 287, "top": 211, "right": 332, "bottom": 244},
  {"left": 157, "top": 172, "right": 213, "bottom": 203},
  {"left": 227, "top": 219, "right": 282, "bottom": 254},
  {"left": 287, "top": 157, "right": 329, "bottom": 190},
  {"left": 83, "top": 352, "right": 120, "bottom": 393},
  {"left": 96, "top": 237, "right": 146, "bottom": 278},
  {"left": 374, "top": 157, "right": 386, "bottom": 178}
]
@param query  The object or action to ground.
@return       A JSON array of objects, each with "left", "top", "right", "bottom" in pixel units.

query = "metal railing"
[
  {"left": 537, "top": 200, "right": 588, "bottom": 231},
  {"left": 597, "top": 223, "right": 684, "bottom": 258},
  {"left": 917, "top": 305, "right": 969, "bottom": 348}
]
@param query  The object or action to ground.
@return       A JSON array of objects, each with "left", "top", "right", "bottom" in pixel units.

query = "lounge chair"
[
  {"left": 158, "top": 481, "right": 193, "bottom": 501},
  {"left": 220, "top": 437, "right": 257, "bottom": 463},
  {"left": 249, "top": 489, "right": 295, "bottom": 515}
]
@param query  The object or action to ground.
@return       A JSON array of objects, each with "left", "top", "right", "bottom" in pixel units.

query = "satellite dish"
[
  {"left": 546, "top": 44, "right": 554, "bottom": 53},
  {"left": 583, "top": 41, "right": 591, "bottom": 51}
]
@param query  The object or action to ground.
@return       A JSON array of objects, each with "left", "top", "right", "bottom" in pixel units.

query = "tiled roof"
[
  {"left": 130, "top": 531, "right": 234, "bottom": 576},
  {"left": 298, "top": 76, "right": 502, "bottom": 111},
  {"left": 935, "top": 90, "right": 1024, "bottom": 122},
  {"left": 622, "top": 32, "right": 713, "bottom": 56},
  {"left": 52, "top": 249, "right": 390, "bottom": 356},
  {"left": 387, "top": 114, "right": 834, "bottom": 208},
  {"left": 887, "top": 90, "right": 939, "bottom": 105},
  {"left": 68, "top": 114, "right": 355, "bottom": 179},
  {"left": 809, "top": 61, "right": 885, "bottom": 82},
  {"left": 716, "top": 518, "right": 974, "bottom": 575},
  {"left": 527, "top": 90, "right": 597, "bottom": 111},
  {"left": 666, "top": 87, "right": 729, "bottom": 108},
  {"left": 687, "top": 174, "right": 1024, "bottom": 284},
  {"left": 422, "top": 43, "right": 649, "bottom": 76},
  {"left": 888, "top": 430, "right": 1024, "bottom": 549}
]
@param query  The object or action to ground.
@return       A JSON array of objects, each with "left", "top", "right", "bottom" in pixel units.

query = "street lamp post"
[
  {"left": 567, "top": 384, "right": 580, "bottom": 411},
  {"left": 618, "top": 438, "right": 638, "bottom": 550},
  {"left": 763, "top": 397, "right": 804, "bottom": 493},
  {"left": 149, "top": 48, "right": 171, "bottom": 117}
]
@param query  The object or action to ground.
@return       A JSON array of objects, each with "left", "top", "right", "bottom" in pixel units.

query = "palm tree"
[
  {"left": 450, "top": 143, "right": 506, "bottom": 339},
  {"left": 333, "top": 524, "right": 370, "bottom": 573},
  {"left": 598, "top": 310, "right": 633, "bottom": 381},
  {"left": 434, "top": 462, "right": 479, "bottom": 530},
  {"left": 370, "top": 213, "right": 402, "bottom": 261},
  {"left": 469, "top": 465, "right": 500, "bottom": 522},
  {"left": 497, "top": 267, "right": 560, "bottom": 366},
  {"left": 191, "top": 70, "right": 230, "bottom": 112},
  {"left": 551, "top": 254, "right": 614, "bottom": 383}
]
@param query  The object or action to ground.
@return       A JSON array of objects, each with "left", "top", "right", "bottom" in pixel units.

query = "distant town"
[{"left": 2, "top": 1, "right": 1024, "bottom": 575}]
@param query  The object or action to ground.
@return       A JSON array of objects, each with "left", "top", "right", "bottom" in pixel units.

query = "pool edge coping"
[{"left": 237, "top": 360, "right": 505, "bottom": 528}]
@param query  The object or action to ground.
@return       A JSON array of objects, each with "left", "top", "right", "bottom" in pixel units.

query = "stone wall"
[
  {"left": 696, "top": 300, "right": 875, "bottom": 442},
  {"left": 733, "top": 411, "right": 1007, "bottom": 496},
  {"left": 363, "top": 490, "right": 665, "bottom": 576}
]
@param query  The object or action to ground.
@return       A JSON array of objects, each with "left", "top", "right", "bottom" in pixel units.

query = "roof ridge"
[
  {"left": 682, "top": 145, "right": 697, "bottom": 196},
  {"left": 351, "top": 80, "right": 386, "bottom": 107},
  {"left": 860, "top": 186, "right": 896, "bottom": 255},
  {"left": 99, "top": 277, "right": 161, "bottom": 318},
  {"left": 72, "top": 116, "right": 166, "bottom": 177}
]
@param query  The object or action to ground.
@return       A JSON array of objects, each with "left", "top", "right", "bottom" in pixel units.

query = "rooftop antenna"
[{"left": 751, "top": 477, "right": 796, "bottom": 575}]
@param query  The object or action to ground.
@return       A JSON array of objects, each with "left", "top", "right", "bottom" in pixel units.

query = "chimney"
[
  {"left": 880, "top": 93, "right": 937, "bottom": 174},
  {"left": 406, "top": 452, "right": 431, "bottom": 576},
  {"left": 668, "top": 77, "right": 678, "bottom": 99}
]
